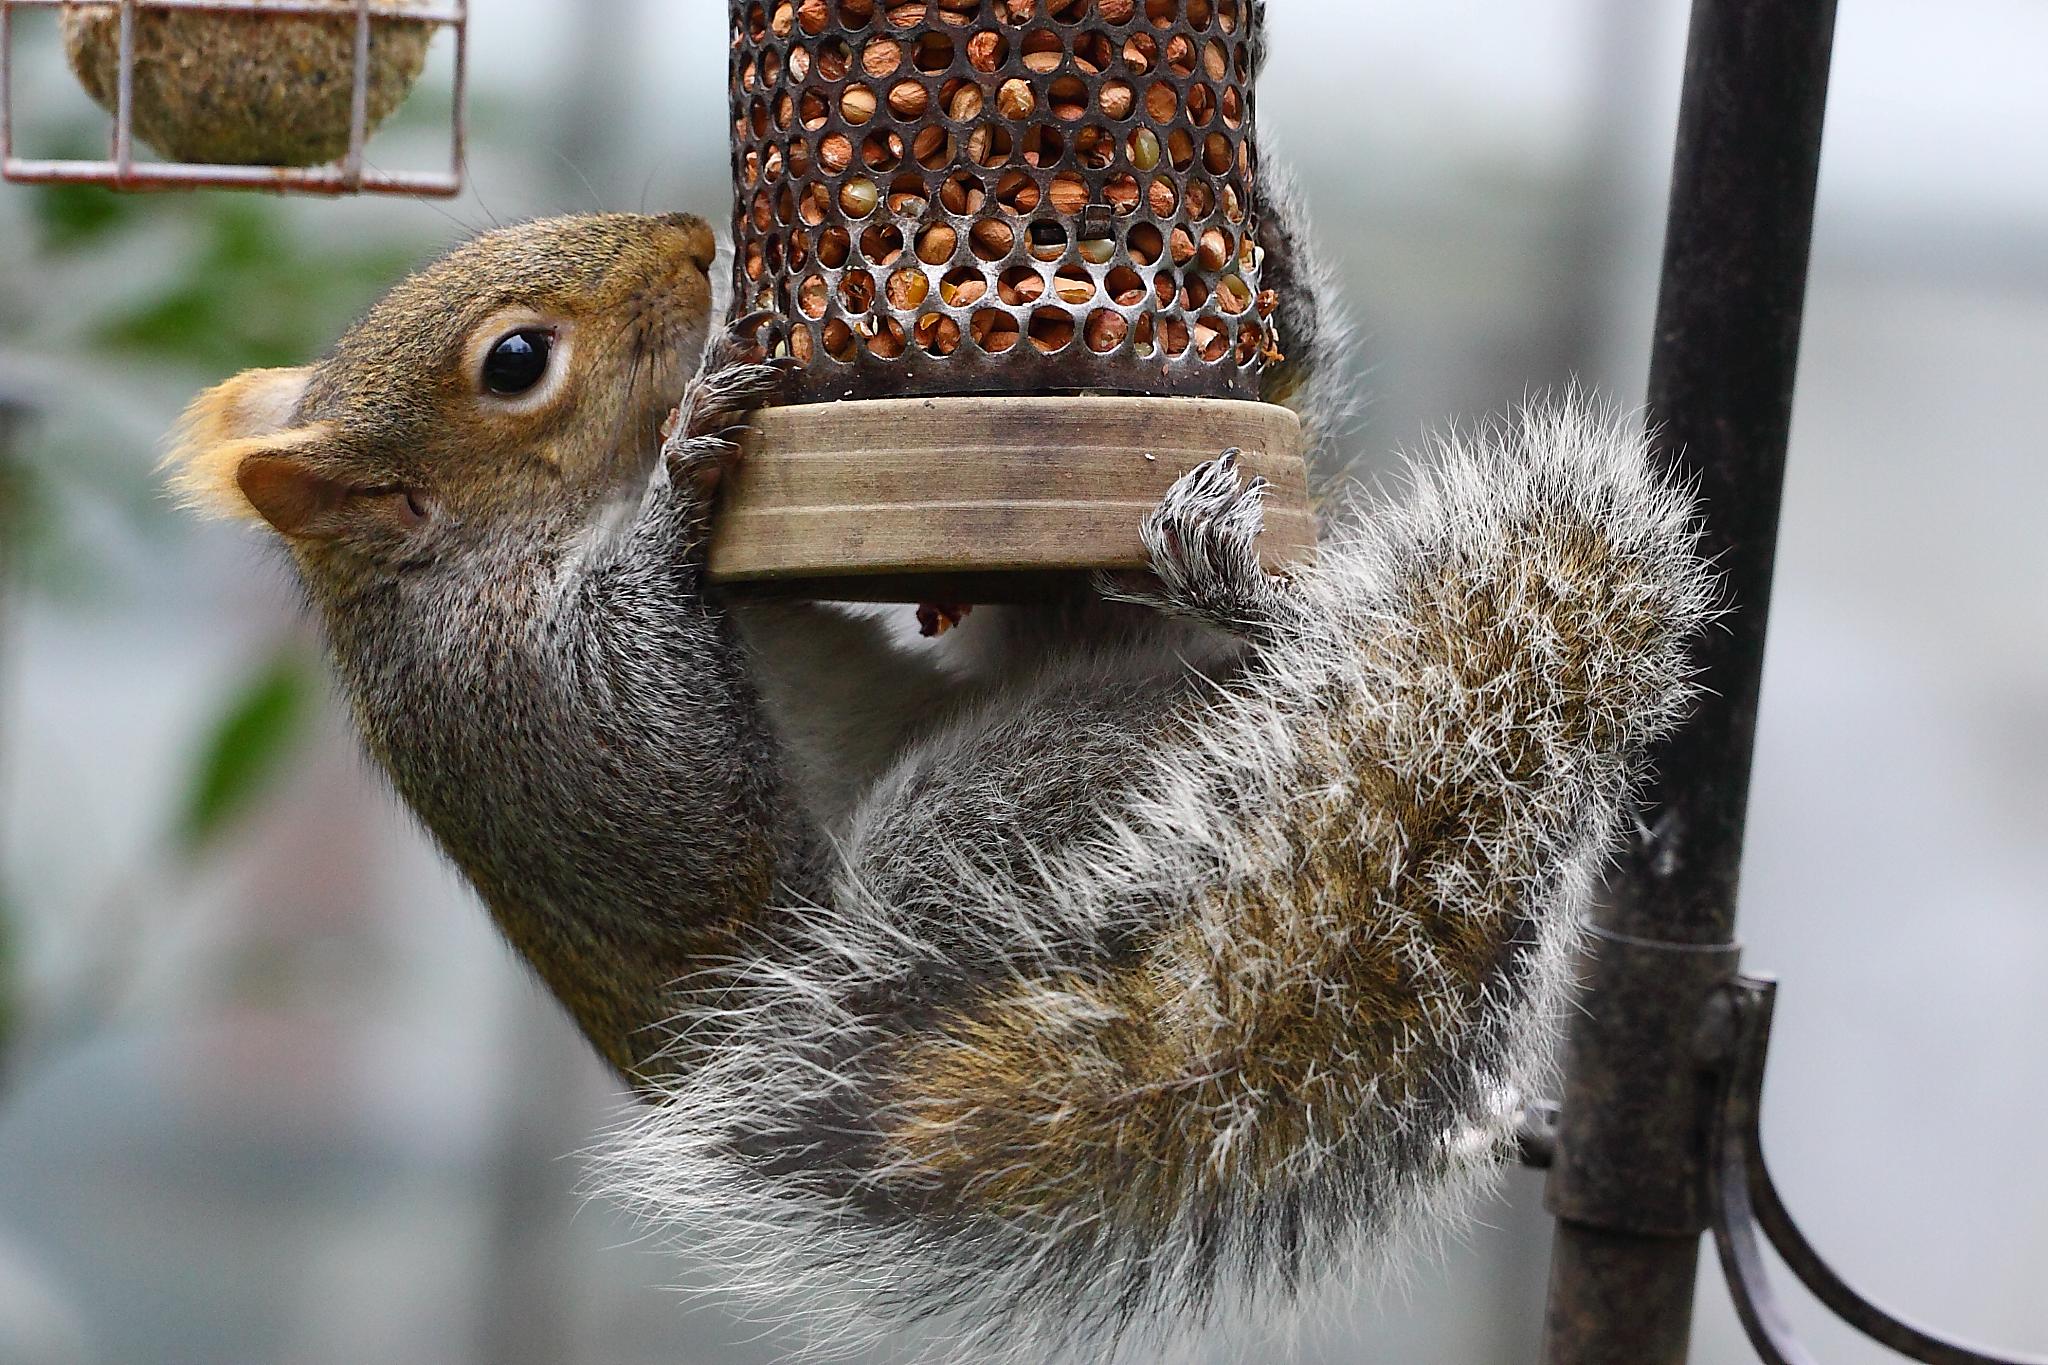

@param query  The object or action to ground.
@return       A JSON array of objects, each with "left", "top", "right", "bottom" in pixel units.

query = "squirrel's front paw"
[
  {"left": 1098, "top": 450, "right": 1289, "bottom": 634},
  {"left": 663, "top": 317, "right": 798, "bottom": 499}
]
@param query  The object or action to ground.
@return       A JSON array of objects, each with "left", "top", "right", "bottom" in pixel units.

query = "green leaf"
[
  {"left": 175, "top": 651, "right": 316, "bottom": 856},
  {"left": 92, "top": 196, "right": 424, "bottom": 371},
  {"left": 30, "top": 181, "right": 136, "bottom": 251}
]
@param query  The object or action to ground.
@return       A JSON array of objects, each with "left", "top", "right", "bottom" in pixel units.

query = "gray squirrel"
[{"left": 165, "top": 181, "right": 1715, "bottom": 1360}]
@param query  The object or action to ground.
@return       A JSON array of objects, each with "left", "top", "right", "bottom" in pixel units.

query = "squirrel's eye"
[{"left": 483, "top": 328, "right": 554, "bottom": 396}]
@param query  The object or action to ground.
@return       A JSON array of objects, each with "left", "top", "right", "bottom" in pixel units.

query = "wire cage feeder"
[
  {"left": 706, "top": 0, "right": 1316, "bottom": 602},
  {"left": 0, "top": 0, "right": 467, "bottom": 196}
]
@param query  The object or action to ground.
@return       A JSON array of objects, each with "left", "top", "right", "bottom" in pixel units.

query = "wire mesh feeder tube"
[{"left": 708, "top": 0, "right": 1312, "bottom": 602}]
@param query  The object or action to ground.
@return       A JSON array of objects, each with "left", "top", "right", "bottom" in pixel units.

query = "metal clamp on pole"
[
  {"left": 1539, "top": 923, "right": 1742, "bottom": 1363},
  {"left": 1545, "top": 924, "right": 1741, "bottom": 1240}
]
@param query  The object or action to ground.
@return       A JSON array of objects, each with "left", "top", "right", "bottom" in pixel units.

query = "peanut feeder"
[{"left": 710, "top": 0, "right": 1314, "bottom": 602}]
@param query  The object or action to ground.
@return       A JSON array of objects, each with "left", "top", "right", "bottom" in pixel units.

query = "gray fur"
[
  {"left": 1098, "top": 447, "right": 1288, "bottom": 634},
  {"left": 592, "top": 394, "right": 1716, "bottom": 1363},
  {"left": 1247, "top": 1, "right": 1362, "bottom": 484},
  {"left": 185, "top": 210, "right": 1712, "bottom": 1361},
  {"left": 1257, "top": 152, "right": 1364, "bottom": 489},
  {"left": 287, "top": 352, "right": 1712, "bottom": 1359}
]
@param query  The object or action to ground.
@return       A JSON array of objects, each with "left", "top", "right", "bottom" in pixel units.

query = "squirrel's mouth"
[{"left": 655, "top": 212, "right": 719, "bottom": 276}]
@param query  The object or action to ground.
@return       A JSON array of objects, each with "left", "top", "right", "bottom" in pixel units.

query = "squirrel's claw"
[
  {"left": 715, "top": 310, "right": 796, "bottom": 368},
  {"left": 1097, "top": 449, "right": 1291, "bottom": 636},
  {"left": 664, "top": 350, "right": 791, "bottom": 501},
  {"left": 667, "top": 436, "right": 740, "bottom": 502}
]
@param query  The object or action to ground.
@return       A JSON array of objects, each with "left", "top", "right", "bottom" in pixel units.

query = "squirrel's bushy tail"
[{"left": 602, "top": 399, "right": 1716, "bottom": 1363}]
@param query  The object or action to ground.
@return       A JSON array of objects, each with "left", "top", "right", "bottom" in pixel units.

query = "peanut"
[
  {"left": 998, "top": 270, "right": 1044, "bottom": 305},
  {"left": 971, "top": 220, "right": 1015, "bottom": 258},
  {"left": 915, "top": 313, "right": 960, "bottom": 354},
  {"left": 948, "top": 83, "right": 985, "bottom": 121},
  {"left": 997, "top": 171, "right": 1040, "bottom": 213},
  {"left": 840, "top": 177, "right": 881, "bottom": 216},
  {"left": 864, "top": 319, "right": 907, "bottom": 358},
  {"left": 997, "top": 79, "right": 1036, "bottom": 119},
  {"left": 939, "top": 274, "right": 986, "bottom": 307},
  {"left": 913, "top": 125, "right": 951, "bottom": 164},
  {"left": 889, "top": 81, "right": 930, "bottom": 118},
  {"left": 1128, "top": 127, "right": 1160, "bottom": 170},
  {"left": 798, "top": 275, "right": 829, "bottom": 317},
  {"left": 840, "top": 86, "right": 879, "bottom": 123},
  {"left": 1085, "top": 311, "right": 1129, "bottom": 351},
  {"left": 970, "top": 310, "right": 1017, "bottom": 351},
  {"left": 888, "top": 269, "right": 930, "bottom": 309},
  {"left": 1028, "top": 312, "right": 1075, "bottom": 352},
  {"left": 863, "top": 39, "right": 903, "bottom": 77},
  {"left": 917, "top": 224, "right": 959, "bottom": 264},
  {"left": 967, "top": 32, "right": 1005, "bottom": 72}
]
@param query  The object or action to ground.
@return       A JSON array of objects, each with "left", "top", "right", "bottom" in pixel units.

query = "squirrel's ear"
[
  {"left": 234, "top": 451, "right": 360, "bottom": 541},
  {"left": 165, "top": 367, "right": 318, "bottom": 522}
]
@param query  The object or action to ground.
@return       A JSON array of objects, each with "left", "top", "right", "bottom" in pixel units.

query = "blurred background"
[{"left": 0, "top": 1, "right": 2043, "bottom": 1362}]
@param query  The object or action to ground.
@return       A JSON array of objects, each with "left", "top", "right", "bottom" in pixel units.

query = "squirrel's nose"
[{"left": 658, "top": 213, "right": 717, "bottom": 275}]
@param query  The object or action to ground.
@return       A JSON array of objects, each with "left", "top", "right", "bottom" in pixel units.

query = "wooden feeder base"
[{"left": 707, "top": 395, "right": 1314, "bottom": 604}]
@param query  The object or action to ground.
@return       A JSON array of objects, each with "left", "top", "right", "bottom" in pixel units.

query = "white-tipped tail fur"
[{"left": 596, "top": 398, "right": 1716, "bottom": 1363}]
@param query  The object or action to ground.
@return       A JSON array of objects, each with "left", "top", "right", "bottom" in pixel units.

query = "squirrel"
[{"left": 164, "top": 197, "right": 1715, "bottom": 1362}]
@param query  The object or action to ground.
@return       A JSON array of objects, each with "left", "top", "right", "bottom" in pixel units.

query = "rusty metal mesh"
[{"left": 729, "top": 0, "right": 1275, "bottom": 403}]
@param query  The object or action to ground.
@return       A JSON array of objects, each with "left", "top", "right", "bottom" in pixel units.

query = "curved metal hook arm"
[{"left": 1709, "top": 976, "right": 2048, "bottom": 1365}]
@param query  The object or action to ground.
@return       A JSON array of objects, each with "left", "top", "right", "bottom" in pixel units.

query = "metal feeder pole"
[{"left": 1539, "top": 0, "right": 1838, "bottom": 1361}]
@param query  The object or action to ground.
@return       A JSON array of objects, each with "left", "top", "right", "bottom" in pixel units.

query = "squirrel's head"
[{"left": 166, "top": 211, "right": 716, "bottom": 585}]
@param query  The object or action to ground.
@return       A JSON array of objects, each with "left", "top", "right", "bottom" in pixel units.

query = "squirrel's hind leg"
[{"left": 1096, "top": 450, "right": 1294, "bottom": 638}]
